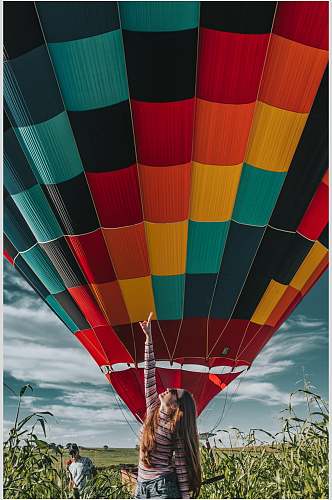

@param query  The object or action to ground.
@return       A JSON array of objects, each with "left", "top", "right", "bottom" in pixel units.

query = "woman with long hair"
[{"left": 135, "top": 313, "right": 201, "bottom": 499}]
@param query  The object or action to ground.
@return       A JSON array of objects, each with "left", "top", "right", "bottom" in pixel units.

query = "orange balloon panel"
[
  {"left": 193, "top": 99, "right": 255, "bottom": 165},
  {"left": 138, "top": 163, "right": 191, "bottom": 222},
  {"left": 90, "top": 281, "right": 130, "bottom": 326},
  {"left": 259, "top": 34, "right": 328, "bottom": 113},
  {"left": 102, "top": 224, "right": 150, "bottom": 280}
]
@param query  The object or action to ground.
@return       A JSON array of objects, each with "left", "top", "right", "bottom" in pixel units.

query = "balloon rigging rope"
[
  {"left": 108, "top": 382, "right": 140, "bottom": 440},
  {"left": 208, "top": 368, "right": 247, "bottom": 435}
]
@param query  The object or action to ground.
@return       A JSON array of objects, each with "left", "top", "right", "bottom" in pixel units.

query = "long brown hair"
[{"left": 141, "top": 390, "right": 202, "bottom": 497}]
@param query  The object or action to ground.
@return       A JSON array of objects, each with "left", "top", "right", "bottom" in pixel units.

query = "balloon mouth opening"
[{"left": 100, "top": 362, "right": 248, "bottom": 374}]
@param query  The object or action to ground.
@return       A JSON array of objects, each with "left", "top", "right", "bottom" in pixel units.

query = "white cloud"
[
  {"left": 231, "top": 380, "right": 305, "bottom": 406},
  {"left": 244, "top": 315, "right": 328, "bottom": 381},
  {"left": 56, "top": 389, "right": 119, "bottom": 408},
  {"left": 4, "top": 339, "right": 105, "bottom": 386}
]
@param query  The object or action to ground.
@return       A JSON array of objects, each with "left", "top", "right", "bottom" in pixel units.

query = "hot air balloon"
[{"left": 3, "top": 1, "right": 328, "bottom": 423}]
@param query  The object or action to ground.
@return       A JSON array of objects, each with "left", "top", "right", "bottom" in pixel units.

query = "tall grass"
[
  {"left": 199, "top": 388, "right": 329, "bottom": 499},
  {"left": 3, "top": 384, "right": 328, "bottom": 499}
]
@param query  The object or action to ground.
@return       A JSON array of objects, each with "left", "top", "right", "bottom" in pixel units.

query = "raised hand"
[{"left": 139, "top": 312, "right": 153, "bottom": 343}]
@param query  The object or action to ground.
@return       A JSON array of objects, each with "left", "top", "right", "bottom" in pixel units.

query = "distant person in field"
[
  {"left": 135, "top": 313, "right": 201, "bottom": 499},
  {"left": 67, "top": 443, "right": 95, "bottom": 498}
]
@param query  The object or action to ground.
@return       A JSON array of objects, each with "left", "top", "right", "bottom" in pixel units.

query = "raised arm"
[
  {"left": 174, "top": 436, "right": 190, "bottom": 499},
  {"left": 140, "top": 313, "right": 159, "bottom": 415}
]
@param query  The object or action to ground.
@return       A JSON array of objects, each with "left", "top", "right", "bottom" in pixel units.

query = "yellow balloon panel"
[
  {"left": 251, "top": 280, "right": 288, "bottom": 325},
  {"left": 118, "top": 276, "right": 156, "bottom": 323},
  {"left": 246, "top": 101, "right": 308, "bottom": 172},
  {"left": 290, "top": 241, "right": 328, "bottom": 291},
  {"left": 190, "top": 161, "right": 242, "bottom": 222},
  {"left": 144, "top": 220, "right": 188, "bottom": 275}
]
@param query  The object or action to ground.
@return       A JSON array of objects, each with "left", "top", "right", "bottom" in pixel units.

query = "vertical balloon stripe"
[
  {"left": 121, "top": 5, "right": 198, "bottom": 328},
  {"left": 188, "top": 4, "right": 276, "bottom": 336},
  {"left": 269, "top": 68, "right": 328, "bottom": 231}
]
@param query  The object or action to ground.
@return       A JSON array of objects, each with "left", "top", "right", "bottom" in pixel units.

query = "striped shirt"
[{"left": 137, "top": 341, "right": 190, "bottom": 499}]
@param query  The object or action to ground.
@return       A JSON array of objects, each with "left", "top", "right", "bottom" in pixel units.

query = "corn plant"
[
  {"left": 199, "top": 388, "right": 328, "bottom": 499},
  {"left": 3, "top": 384, "right": 68, "bottom": 499}
]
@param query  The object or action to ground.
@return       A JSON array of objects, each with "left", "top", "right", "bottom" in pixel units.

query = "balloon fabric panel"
[
  {"left": 193, "top": 101, "right": 255, "bottom": 165},
  {"left": 102, "top": 225, "right": 150, "bottom": 280},
  {"left": 259, "top": 34, "right": 328, "bottom": 113},
  {"left": 138, "top": 163, "right": 191, "bottom": 223},
  {"left": 86, "top": 167, "right": 143, "bottom": 227},
  {"left": 272, "top": 1, "right": 328, "bottom": 50}
]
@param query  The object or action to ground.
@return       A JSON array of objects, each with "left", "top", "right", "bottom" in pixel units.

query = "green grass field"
[{"left": 69, "top": 448, "right": 139, "bottom": 468}]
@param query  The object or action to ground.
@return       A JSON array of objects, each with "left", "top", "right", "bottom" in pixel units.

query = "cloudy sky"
[{"left": 3, "top": 259, "right": 328, "bottom": 448}]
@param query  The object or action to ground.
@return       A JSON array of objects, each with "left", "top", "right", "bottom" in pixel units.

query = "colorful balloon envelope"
[{"left": 3, "top": 1, "right": 328, "bottom": 422}]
